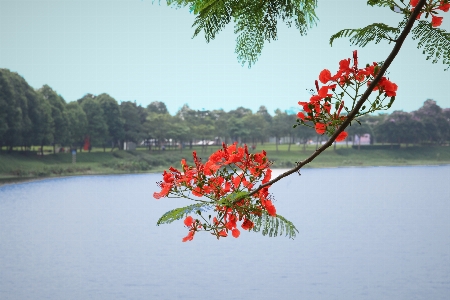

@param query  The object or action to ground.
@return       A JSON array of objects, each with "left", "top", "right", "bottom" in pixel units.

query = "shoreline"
[{"left": 2, "top": 162, "right": 449, "bottom": 188}]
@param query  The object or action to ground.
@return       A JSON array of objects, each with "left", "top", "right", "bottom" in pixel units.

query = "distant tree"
[
  {"left": 226, "top": 116, "right": 247, "bottom": 144},
  {"left": 413, "top": 99, "right": 449, "bottom": 144},
  {"left": 66, "top": 102, "right": 88, "bottom": 151},
  {"left": 97, "top": 94, "right": 124, "bottom": 151},
  {"left": 0, "top": 69, "right": 54, "bottom": 152},
  {"left": 176, "top": 104, "right": 197, "bottom": 149},
  {"left": 294, "top": 121, "right": 314, "bottom": 151},
  {"left": 77, "top": 93, "right": 96, "bottom": 105},
  {"left": 210, "top": 109, "right": 228, "bottom": 145},
  {"left": 30, "top": 94, "right": 54, "bottom": 154},
  {"left": 228, "top": 106, "right": 252, "bottom": 119},
  {"left": 81, "top": 98, "right": 108, "bottom": 152},
  {"left": 284, "top": 113, "right": 297, "bottom": 152},
  {"left": 170, "top": 121, "right": 191, "bottom": 152},
  {"left": 241, "top": 114, "right": 268, "bottom": 146},
  {"left": 37, "top": 85, "right": 69, "bottom": 154},
  {"left": 147, "top": 101, "right": 169, "bottom": 115},
  {"left": 176, "top": 105, "right": 216, "bottom": 151},
  {"left": 269, "top": 109, "right": 290, "bottom": 152},
  {"left": 374, "top": 111, "right": 424, "bottom": 146},
  {"left": 255, "top": 105, "right": 272, "bottom": 144},
  {"left": 120, "top": 101, "right": 144, "bottom": 145},
  {"left": 0, "top": 70, "right": 26, "bottom": 150},
  {"left": 0, "top": 95, "right": 7, "bottom": 150},
  {"left": 191, "top": 110, "right": 215, "bottom": 153},
  {"left": 144, "top": 113, "right": 173, "bottom": 150}
]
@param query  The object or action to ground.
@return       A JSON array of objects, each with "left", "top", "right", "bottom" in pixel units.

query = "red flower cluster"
[
  {"left": 411, "top": 0, "right": 450, "bottom": 27},
  {"left": 154, "top": 142, "right": 276, "bottom": 242},
  {"left": 296, "top": 51, "right": 397, "bottom": 140}
]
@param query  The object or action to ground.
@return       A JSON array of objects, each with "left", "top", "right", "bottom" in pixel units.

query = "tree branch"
[{"left": 243, "top": 0, "right": 426, "bottom": 200}]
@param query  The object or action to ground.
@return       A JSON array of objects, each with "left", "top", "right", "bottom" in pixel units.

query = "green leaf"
[
  {"left": 165, "top": 0, "right": 318, "bottom": 67},
  {"left": 217, "top": 190, "right": 249, "bottom": 206},
  {"left": 412, "top": 20, "right": 450, "bottom": 70},
  {"left": 366, "top": 0, "right": 396, "bottom": 8},
  {"left": 249, "top": 211, "right": 299, "bottom": 239},
  {"left": 330, "top": 21, "right": 403, "bottom": 47},
  {"left": 157, "top": 203, "right": 212, "bottom": 226}
]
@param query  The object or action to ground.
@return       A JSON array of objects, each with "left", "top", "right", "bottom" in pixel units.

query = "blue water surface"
[{"left": 1, "top": 166, "right": 449, "bottom": 300}]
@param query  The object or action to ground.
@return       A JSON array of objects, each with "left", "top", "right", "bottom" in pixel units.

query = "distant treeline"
[{"left": 0, "top": 68, "right": 449, "bottom": 153}]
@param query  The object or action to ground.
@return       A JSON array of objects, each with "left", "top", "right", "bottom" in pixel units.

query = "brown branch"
[{"left": 243, "top": 0, "right": 426, "bottom": 200}]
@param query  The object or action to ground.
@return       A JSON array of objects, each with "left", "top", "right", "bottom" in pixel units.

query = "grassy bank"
[{"left": 1, "top": 144, "right": 449, "bottom": 185}]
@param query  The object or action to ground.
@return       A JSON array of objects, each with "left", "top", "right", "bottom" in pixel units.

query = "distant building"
[
  {"left": 124, "top": 141, "right": 136, "bottom": 151},
  {"left": 354, "top": 134, "right": 371, "bottom": 145}
]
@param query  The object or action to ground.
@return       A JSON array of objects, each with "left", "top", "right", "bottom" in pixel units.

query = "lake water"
[{"left": 1, "top": 166, "right": 449, "bottom": 299}]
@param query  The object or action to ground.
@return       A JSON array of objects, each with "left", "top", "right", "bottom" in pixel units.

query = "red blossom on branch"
[
  {"left": 410, "top": 0, "right": 449, "bottom": 27},
  {"left": 154, "top": 142, "right": 276, "bottom": 242},
  {"left": 296, "top": 51, "right": 398, "bottom": 141}
]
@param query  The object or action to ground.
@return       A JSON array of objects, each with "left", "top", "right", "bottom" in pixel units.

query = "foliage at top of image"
[
  {"left": 164, "top": 0, "right": 318, "bottom": 67},
  {"left": 161, "top": 0, "right": 449, "bottom": 70}
]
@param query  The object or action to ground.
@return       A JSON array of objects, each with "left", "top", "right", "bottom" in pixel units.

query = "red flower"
[
  {"left": 184, "top": 216, "right": 194, "bottom": 227},
  {"left": 297, "top": 112, "right": 305, "bottom": 120},
  {"left": 182, "top": 231, "right": 194, "bottom": 242},
  {"left": 192, "top": 186, "right": 203, "bottom": 197},
  {"left": 232, "top": 228, "right": 240, "bottom": 238},
  {"left": 378, "top": 78, "right": 398, "bottom": 97},
  {"left": 241, "top": 218, "right": 254, "bottom": 230},
  {"left": 163, "top": 171, "right": 174, "bottom": 183},
  {"left": 315, "top": 123, "right": 326, "bottom": 134},
  {"left": 319, "top": 69, "right": 332, "bottom": 84},
  {"left": 339, "top": 58, "right": 351, "bottom": 73},
  {"left": 153, "top": 182, "right": 172, "bottom": 199},
  {"left": 225, "top": 214, "right": 237, "bottom": 230},
  {"left": 324, "top": 102, "right": 331, "bottom": 114},
  {"left": 262, "top": 169, "right": 272, "bottom": 184},
  {"left": 335, "top": 131, "right": 348, "bottom": 142},
  {"left": 438, "top": 2, "right": 450, "bottom": 12},
  {"left": 432, "top": 15, "right": 444, "bottom": 27},
  {"left": 298, "top": 101, "right": 311, "bottom": 113},
  {"left": 410, "top": 0, "right": 419, "bottom": 7},
  {"left": 218, "top": 230, "right": 227, "bottom": 237},
  {"left": 265, "top": 201, "right": 277, "bottom": 217},
  {"left": 203, "top": 160, "right": 221, "bottom": 176}
]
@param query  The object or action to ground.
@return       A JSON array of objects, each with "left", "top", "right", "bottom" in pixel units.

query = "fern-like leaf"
[
  {"left": 165, "top": 0, "right": 318, "bottom": 67},
  {"left": 157, "top": 203, "right": 212, "bottom": 226},
  {"left": 367, "top": 0, "right": 395, "bottom": 8},
  {"left": 250, "top": 212, "right": 299, "bottom": 239},
  {"left": 412, "top": 20, "right": 450, "bottom": 70},
  {"left": 330, "top": 22, "right": 403, "bottom": 47}
]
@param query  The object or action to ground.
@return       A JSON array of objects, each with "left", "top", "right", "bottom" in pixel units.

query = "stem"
[{"left": 244, "top": 0, "right": 426, "bottom": 199}]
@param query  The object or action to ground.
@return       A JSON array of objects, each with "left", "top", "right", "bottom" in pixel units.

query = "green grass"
[{"left": 1, "top": 143, "right": 449, "bottom": 185}]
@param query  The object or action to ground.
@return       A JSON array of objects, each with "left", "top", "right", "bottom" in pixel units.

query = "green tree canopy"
[
  {"left": 80, "top": 97, "right": 108, "bottom": 149},
  {"left": 120, "top": 101, "right": 145, "bottom": 144},
  {"left": 37, "top": 85, "right": 69, "bottom": 150},
  {"left": 97, "top": 93, "right": 125, "bottom": 150},
  {"left": 66, "top": 101, "right": 88, "bottom": 149},
  {"left": 147, "top": 101, "right": 169, "bottom": 115}
]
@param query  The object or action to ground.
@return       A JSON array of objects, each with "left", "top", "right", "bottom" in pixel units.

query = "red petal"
[
  {"left": 335, "top": 131, "right": 348, "bottom": 142},
  {"left": 184, "top": 216, "right": 194, "bottom": 227},
  {"left": 319, "top": 69, "right": 332, "bottom": 84}
]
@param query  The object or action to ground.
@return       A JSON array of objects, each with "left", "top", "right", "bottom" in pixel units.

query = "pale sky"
[{"left": 0, "top": 0, "right": 449, "bottom": 115}]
